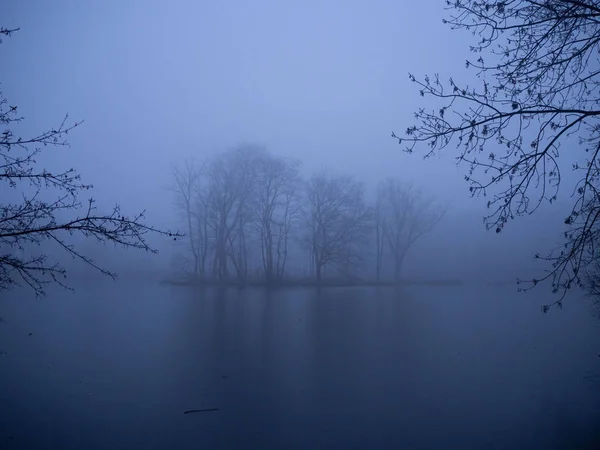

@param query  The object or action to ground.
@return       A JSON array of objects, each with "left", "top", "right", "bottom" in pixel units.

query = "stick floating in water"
[{"left": 183, "top": 408, "right": 219, "bottom": 414}]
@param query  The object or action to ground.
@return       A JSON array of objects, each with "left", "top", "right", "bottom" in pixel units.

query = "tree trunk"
[
  {"left": 314, "top": 242, "right": 322, "bottom": 283},
  {"left": 193, "top": 254, "right": 199, "bottom": 277},
  {"left": 394, "top": 250, "right": 406, "bottom": 282},
  {"left": 376, "top": 225, "right": 385, "bottom": 282},
  {"left": 263, "top": 221, "right": 274, "bottom": 283}
]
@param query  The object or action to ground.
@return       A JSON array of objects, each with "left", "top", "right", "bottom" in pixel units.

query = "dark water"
[{"left": 1, "top": 280, "right": 599, "bottom": 449}]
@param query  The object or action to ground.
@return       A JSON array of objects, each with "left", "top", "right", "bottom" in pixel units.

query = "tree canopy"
[
  {"left": 394, "top": 0, "right": 600, "bottom": 308},
  {"left": 170, "top": 148, "right": 443, "bottom": 285}
]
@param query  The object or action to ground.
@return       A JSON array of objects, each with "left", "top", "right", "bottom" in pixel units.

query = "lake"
[{"left": 1, "top": 280, "right": 599, "bottom": 449}]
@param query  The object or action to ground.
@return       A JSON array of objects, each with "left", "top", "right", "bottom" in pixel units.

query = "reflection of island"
[{"left": 161, "top": 276, "right": 464, "bottom": 288}]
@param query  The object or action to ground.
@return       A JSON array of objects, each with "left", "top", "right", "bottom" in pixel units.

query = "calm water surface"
[{"left": 0, "top": 280, "right": 599, "bottom": 449}]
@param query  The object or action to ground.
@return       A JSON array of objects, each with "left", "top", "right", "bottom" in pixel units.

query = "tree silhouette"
[
  {"left": 170, "top": 159, "right": 207, "bottom": 276},
  {"left": 375, "top": 180, "right": 444, "bottom": 281},
  {"left": 394, "top": 0, "right": 600, "bottom": 309},
  {"left": 0, "top": 27, "right": 181, "bottom": 295},
  {"left": 252, "top": 151, "right": 302, "bottom": 282},
  {"left": 303, "top": 171, "right": 372, "bottom": 282}
]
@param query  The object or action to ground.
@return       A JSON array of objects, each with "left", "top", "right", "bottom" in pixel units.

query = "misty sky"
[{"left": 1, "top": 0, "right": 569, "bottom": 280}]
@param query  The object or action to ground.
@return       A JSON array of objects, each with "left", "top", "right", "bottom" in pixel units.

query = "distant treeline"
[{"left": 169, "top": 144, "right": 444, "bottom": 285}]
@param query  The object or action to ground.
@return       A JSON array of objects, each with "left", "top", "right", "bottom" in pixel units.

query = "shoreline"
[{"left": 159, "top": 277, "right": 466, "bottom": 288}]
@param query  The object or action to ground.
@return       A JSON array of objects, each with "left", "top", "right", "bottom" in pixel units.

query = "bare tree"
[
  {"left": 172, "top": 146, "right": 302, "bottom": 283},
  {"left": 192, "top": 172, "right": 211, "bottom": 277},
  {"left": 0, "top": 27, "right": 180, "bottom": 295},
  {"left": 252, "top": 151, "right": 303, "bottom": 282},
  {"left": 206, "top": 145, "right": 260, "bottom": 281},
  {"left": 374, "top": 190, "right": 386, "bottom": 281},
  {"left": 274, "top": 174, "right": 304, "bottom": 279},
  {"left": 394, "top": 0, "right": 600, "bottom": 308},
  {"left": 375, "top": 179, "right": 444, "bottom": 281},
  {"left": 170, "top": 159, "right": 202, "bottom": 275},
  {"left": 304, "top": 171, "right": 372, "bottom": 282},
  {"left": 206, "top": 152, "right": 236, "bottom": 280}
]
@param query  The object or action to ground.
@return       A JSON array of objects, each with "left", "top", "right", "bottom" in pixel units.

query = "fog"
[
  {"left": 2, "top": 1, "right": 469, "bottom": 210},
  {"left": 1, "top": 0, "right": 573, "bottom": 282},
  {"left": 1, "top": 1, "right": 600, "bottom": 449}
]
